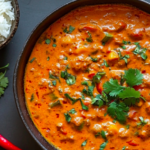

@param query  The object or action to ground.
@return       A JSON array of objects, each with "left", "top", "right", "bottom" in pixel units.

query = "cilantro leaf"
[
  {"left": 50, "top": 93, "right": 58, "bottom": 100},
  {"left": 133, "top": 43, "right": 147, "bottom": 60},
  {"left": 0, "top": 64, "right": 9, "bottom": 70},
  {"left": 64, "top": 93, "right": 80, "bottom": 104},
  {"left": 92, "top": 94, "right": 104, "bottom": 107},
  {"left": 137, "top": 116, "right": 147, "bottom": 126},
  {"left": 69, "top": 108, "right": 76, "bottom": 114},
  {"left": 80, "top": 99, "right": 88, "bottom": 110},
  {"left": 122, "top": 146, "right": 126, "bottom": 150},
  {"left": 64, "top": 112, "right": 71, "bottom": 122},
  {"left": 52, "top": 80, "right": 57, "bottom": 86},
  {"left": 101, "top": 130, "right": 107, "bottom": 140},
  {"left": 63, "top": 25, "right": 75, "bottom": 34},
  {"left": 99, "top": 141, "right": 108, "bottom": 150},
  {"left": 49, "top": 100, "right": 61, "bottom": 108},
  {"left": 124, "top": 69, "right": 143, "bottom": 87},
  {"left": 30, "top": 94, "right": 34, "bottom": 102},
  {"left": 61, "top": 70, "right": 76, "bottom": 85},
  {"left": 92, "top": 72, "right": 105, "bottom": 84},
  {"left": 0, "top": 71, "right": 9, "bottom": 98},
  {"left": 81, "top": 140, "right": 87, "bottom": 147},
  {"left": 101, "top": 60, "right": 109, "bottom": 67},
  {"left": 47, "top": 56, "right": 50, "bottom": 61},
  {"left": 86, "top": 32, "right": 93, "bottom": 42},
  {"left": 66, "top": 75, "right": 76, "bottom": 85},
  {"left": 107, "top": 102, "right": 129, "bottom": 124},
  {"left": 122, "top": 40, "right": 131, "bottom": 45},
  {"left": 90, "top": 56, "right": 98, "bottom": 62},
  {"left": 118, "top": 87, "right": 140, "bottom": 106},
  {"left": 45, "top": 39, "right": 51, "bottom": 44},
  {"left": 82, "top": 85, "right": 94, "bottom": 97},
  {"left": 103, "top": 79, "right": 125, "bottom": 97},
  {"left": 118, "top": 50, "right": 130, "bottom": 64},
  {"left": 81, "top": 81, "right": 89, "bottom": 86},
  {"left": 29, "top": 57, "right": 35, "bottom": 63}
]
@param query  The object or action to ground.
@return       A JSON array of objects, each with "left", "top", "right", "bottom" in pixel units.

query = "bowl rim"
[
  {"left": 0, "top": 0, "right": 20, "bottom": 50},
  {"left": 13, "top": 0, "right": 150, "bottom": 149}
]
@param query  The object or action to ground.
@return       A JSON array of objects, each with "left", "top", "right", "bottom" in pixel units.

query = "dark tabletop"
[{"left": 1, "top": 0, "right": 150, "bottom": 150}]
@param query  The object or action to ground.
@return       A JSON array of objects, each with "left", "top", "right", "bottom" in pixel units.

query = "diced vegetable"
[
  {"left": 108, "top": 51, "right": 119, "bottom": 61},
  {"left": 101, "top": 32, "right": 113, "bottom": 44},
  {"left": 49, "top": 100, "right": 61, "bottom": 108}
]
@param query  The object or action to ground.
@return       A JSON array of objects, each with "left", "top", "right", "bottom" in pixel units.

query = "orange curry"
[{"left": 24, "top": 4, "right": 150, "bottom": 150}]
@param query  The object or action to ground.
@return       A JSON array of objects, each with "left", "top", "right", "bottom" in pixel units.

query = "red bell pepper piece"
[
  {"left": 82, "top": 26, "right": 97, "bottom": 32},
  {"left": 96, "top": 82, "right": 103, "bottom": 94},
  {"left": 88, "top": 73, "right": 95, "bottom": 78},
  {"left": 127, "top": 140, "right": 139, "bottom": 146},
  {"left": 133, "top": 85, "right": 142, "bottom": 91},
  {"left": 0, "top": 134, "right": 21, "bottom": 150}
]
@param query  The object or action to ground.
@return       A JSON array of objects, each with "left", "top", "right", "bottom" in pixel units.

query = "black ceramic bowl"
[
  {"left": 0, "top": 0, "right": 20, "bottom": 50},
  {"left": 13, "top": 0, "right": 150, "bottom": 149}
]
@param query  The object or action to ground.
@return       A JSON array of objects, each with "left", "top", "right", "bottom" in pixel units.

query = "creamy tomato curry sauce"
[{"left": 24, "top": 4, "right": 150, "bottom": 150}]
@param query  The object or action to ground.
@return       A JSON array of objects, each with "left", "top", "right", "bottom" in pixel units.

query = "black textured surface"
[{"left": 0, "top": 0, "right": 150, "bottom": 150}]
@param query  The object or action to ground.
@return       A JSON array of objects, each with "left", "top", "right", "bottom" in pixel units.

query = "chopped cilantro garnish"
[
  {"left": 49, "top": 72, "right": 60, "bottom": 81},
  {"left": 64, "top": 112, "right": 71, "bottom": 122},
  {"left": 64, "top": 56, "right": 68, "bottom": 60},
  {"left": 133, "top": 43, "right": 147, "bottom": 60},
  {"left": 118, "top": 50, "right": 130, "bottom": 64},
  {"left": 95, "top": 132, "right": 101, "bottom": 137},
  {"left": 101, "top": 130, "right": 107, "bottom": 140},
  {"left": 92, "top": 94, "right": 104, "bottom": 107},
  {"left": 125, "top": 125, "right": 130, "bottom": 129},
  {"left": 86, "top": 32, "right": 93, "bottom": 42},
  {"left": 113, "top": 120, "right": 116, "bottom": 123},
  {"left": 29, "top": 57, "right": 35, "bottom": 63},
  {"left": 107, "top": 102, "right": 129, "bottom": 124},
  {"left": 103, "top": 79, "right": 125, "bottom": 97},
  {"left": 99, "top": 141, "right": 108, "bottom": 150},
  {"left": 66, "top": 75, "right": 76, "bottom": 85},
  {"left": 122, "top": 146, "right": 126, "bottom": 150},
  {"left": 81, "top": 140, "right": 87, "bottom": 147},
  {"left": 92, "top": 72, "right": 105, "bottom": 84},
  {"left": 81, "top": 81, "right": 89, "bottom": 86},
  {"left": 118, "top": 87, "right": 140, "bottom": 106},
  {"left": 45, "top": 39, "right": 51, "bottom": 44},
  {"left": 30, "top": 94, "right": 34, "bottom": 102},
  {"left": 137, "top": 116, "right": 147, "bottom": 126},
  {"left": 82, "top": 85, "right": 94, "bottom": 97},
  {"left": 68, "top": 108, "right": 76, "bottom": 114},
  {"left": 50, "top": 93, "right": 58, "bottom": 100},
  {"left": 122, "top": 40, "right": 131, "bottom": 45},
  {"left": 80, "top": 99, "right": 88, "bottom": 110},
  {"left": 61, "top": 70, "right": 76, "bottom": 85},
  {"left": 63, "top": 25, "right": 75, "bottom": 34},
  {"left": 124, "top": 69, "right": 143, "bottom": 87},
  {"left": 49, "top": 100, "right": 61, "bottom": 108},
  {"left": 52, "top": 80, "right": 57, "bottom": 86},
  {"left": 47, "top": 56, "right": 50, "bottom": 61},
  {"left": 90, "top": 56, "right": 98, "bottom": 62},
  {"left": 101, "top": 60, "right": 109, "bottom": 67},
  {"left": 121, "top": 45, "right": 126, "bottom": 49},
  {"left": 64, "top": 93, "right": 79, "bottom": 104},
  {"left": 52, "top": 43, "right": 57, "bottom": 47},
  {"left": 0, "top": 67, "right": 9, "bottom": 98}
]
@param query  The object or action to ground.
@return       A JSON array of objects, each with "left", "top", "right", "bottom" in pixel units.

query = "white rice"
[{"left": 0, "top": 0, "right": 15, "bottom": 42}]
